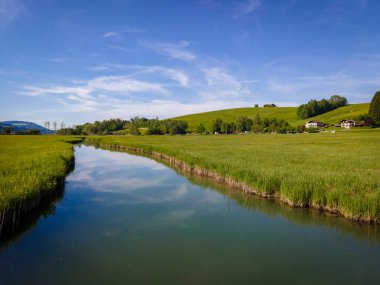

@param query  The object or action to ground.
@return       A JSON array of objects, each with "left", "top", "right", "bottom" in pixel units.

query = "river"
[{"left": 1, "top": 145, "right": 380, "bottom": 285}]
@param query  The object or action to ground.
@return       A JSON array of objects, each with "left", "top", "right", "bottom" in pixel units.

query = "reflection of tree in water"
[{"left": 103, "top": 145, "right": 380, "bottom": 245}]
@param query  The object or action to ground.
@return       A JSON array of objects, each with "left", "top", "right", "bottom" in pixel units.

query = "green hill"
[
  {"left": 292, "top": 103, "right": 370, "bottom": 125},
  {"left": 173, "top": 107, "right": 298, "bottom": 131},
  {"left": 172, "top": 103, "right": 370, "bottom": 131}
]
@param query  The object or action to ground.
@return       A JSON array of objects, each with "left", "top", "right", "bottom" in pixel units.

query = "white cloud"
[
  {"left": 21, "top": 86, "right": 91, "bottom": 98},
  {"left": 22, "top": 75, "right": 168, "bottom": 98},
  {"left": 87, "top": 75, "right": 168, "bottom": 94},
  {"left": 141, "top": 41, "right": 196, "bottom": 61},
  {"left": 88, "top": 64, "right": 189, "bottom": 87},
  {"left": 201, "top": 67, "right": 250, "bottom": 99},
  {"left": 103, "top": 31, "right": 118, "bottom": 38},
  {"left": 103, "top": 26, "right": 145, "bottom": 38}
]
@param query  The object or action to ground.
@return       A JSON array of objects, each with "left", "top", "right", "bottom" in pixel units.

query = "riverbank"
[
  {"left": 87, "top": 130, "right": 380, "bottom": 223},
  {"left": 0, "top": 136, "right": 83, "bottom": 235}
]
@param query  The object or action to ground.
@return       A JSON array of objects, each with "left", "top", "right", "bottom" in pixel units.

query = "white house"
[
  {"left": 305, "top": 121, "right": 326, "bottom": 128},
  {"left": 340, "top": 120, "right": 356, "bottom": 129}
]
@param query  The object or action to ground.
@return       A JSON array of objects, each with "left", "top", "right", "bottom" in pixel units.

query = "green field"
[
  {"left": 173, "top": 103, "right": 370, "bottom": 131},
  {"left": 89, "top": 129, "right": 380, "bottom": 223},
  {"left": 0, "top": 136, "right": 81, "bottom": 215}
]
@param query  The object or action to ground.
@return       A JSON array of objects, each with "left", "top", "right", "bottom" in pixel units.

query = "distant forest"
[{"left": 297, "top": 95, "right": 347, "bottom": 119}]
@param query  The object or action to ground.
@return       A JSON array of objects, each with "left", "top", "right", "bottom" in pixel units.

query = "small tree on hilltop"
[{"left": 369, "top": 91, "right": 380, "bottom": 124}]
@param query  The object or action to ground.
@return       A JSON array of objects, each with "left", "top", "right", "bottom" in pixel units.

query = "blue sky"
[{"left": 1, "top": 0, "right": 379, "bottom": 126}]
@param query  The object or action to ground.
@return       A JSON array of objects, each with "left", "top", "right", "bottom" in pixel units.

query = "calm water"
[{"left": 1, "top": 145, "right": 380, "bottom": 285}]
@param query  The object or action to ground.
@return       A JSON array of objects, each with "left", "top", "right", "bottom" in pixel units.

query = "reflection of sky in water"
[{"left": 69, "top": 146, "right": 226, "bottom": 213}]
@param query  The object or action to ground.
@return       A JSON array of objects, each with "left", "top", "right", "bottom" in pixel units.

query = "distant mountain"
[{"left": 0, "top": 121, "right": 55, "bottom": 134}]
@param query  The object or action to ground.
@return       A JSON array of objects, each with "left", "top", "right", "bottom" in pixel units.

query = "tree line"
[
  {"left": 297, "top": 95, "right": 348, "bottom": 119},
  {"left": 57, "top": 117, "right": 188, "bottom": 135},
  {"left": 0, "top": 128, "right": 41, "bottom": 135},
  {"left": 205, "top": 115, "right": 302, "bottom": 134}
]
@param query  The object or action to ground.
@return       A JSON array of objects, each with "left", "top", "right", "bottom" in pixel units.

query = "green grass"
[
  {"left": 172, "top": 103, "right": 370, "bottom": 131},
  {"left": 88, "top": 129, "right": 380, "bottom": 222},
  {"left": 0, "top": 136, "right": 81, "bottom": 213}
]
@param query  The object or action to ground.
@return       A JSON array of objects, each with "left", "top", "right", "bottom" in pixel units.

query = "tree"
[
  {"left": 369, "top": 91, "right": 380, "bottom": 123},
  {"left": 60, "top": 122, "right": 65, "bottom": 129},
  {"left": 126, "top": 122, "right": 141, "bottom": 135},
  {"left": 263, "top": 103, "right": 277, "bottom": 107},
  {"left": 28, "top": 129, "right": 41, "bottom": 135},
  {"left": 53, "top": 121, "right": 57, "bottom": 131},
  {"left": 252, "top": 114, "right": 262, "bottom": 132},
  {"left": 254, "top": 104, "right": 259, "bottom": 108},
  {"left": 197, "top": 123, "right": 206, "bottom": 134},
  {"left": 4, "top": 127, "right": 12, "bottom": 134},
  {"left": 211, "top": 118, "right": 223, "bottom": 133},
  {"left": 329, "top": 95, "right": 347, "bottom": 109},
  {"left": 236, "top": 116, "right": 253, "bottom": 132}
]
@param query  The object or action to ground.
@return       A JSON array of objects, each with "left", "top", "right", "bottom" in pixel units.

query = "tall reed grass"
[{"left": 0, "top": 136, "right": 80, "bottom": 213}]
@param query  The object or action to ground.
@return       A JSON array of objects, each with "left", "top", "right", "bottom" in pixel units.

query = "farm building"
[
  {"left": 305, "top": 121, "right": 327, "bottom": 128},
  {"left": 340, "top": 120, "right": 357, "bottom": 129}
]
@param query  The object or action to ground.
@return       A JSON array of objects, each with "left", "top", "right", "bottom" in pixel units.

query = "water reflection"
[
  {"left": 106, "top": 145, "right": 380, "bottom": 244},
  {"left": 0, "top": 183, "right": 65, "bottom": 248}
]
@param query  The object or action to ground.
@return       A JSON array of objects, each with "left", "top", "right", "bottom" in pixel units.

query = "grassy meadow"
[
  {"left": 173, "top": 103, "right": 370, "bottom": 131},
  {"left": 0, "top": 136, "right": 81, "bottom": 214},
  {"left": 89, "top": 129, "right": 380, "bottom": 222}
]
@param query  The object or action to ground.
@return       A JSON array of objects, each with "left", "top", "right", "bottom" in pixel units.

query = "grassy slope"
[
  {"left": 0, "top": 136, "right": 81, "bottom": 212},
  {"left": 173, "top": 104, "right": 370, "bottom": 131},
  {"left": 90, "top": 130, "right": 380, "bottom": 222},
  {"left": 173, "top": 107, "right": 298, "bottom": 131},
  {"left": 292, "top": 103, "right": 370, "bottom": 125}
]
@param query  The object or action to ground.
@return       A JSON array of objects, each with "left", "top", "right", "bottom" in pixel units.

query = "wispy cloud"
[
  {"left": 0, "top": 0, "right": 25, "bottom": 28},
  {"left": 87, "top": 75, "right": 167, "bottom": 94},
  {"left": 140, "top": 41, "right": 196, "bottom": 61},
  {"left": 102, "top": 26, "right": 145, "bottom": 38},
  {"left": 103, "top": 31, "right": 118, "bottom": 38},
  {"left": 237, "top": 0, "right": 261, "bottom": 15},
  {"left": 203, "top": 0, "right": 261, "bottom": 16},
  {"left": 201, "top": 67, "right": 250, "bottom": 99},
  {"left": 88, "top": 64, "right": 189, "bottom": 87},
  {"left": 21, "top": 75, "right": 168, "bottom": 98}
]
